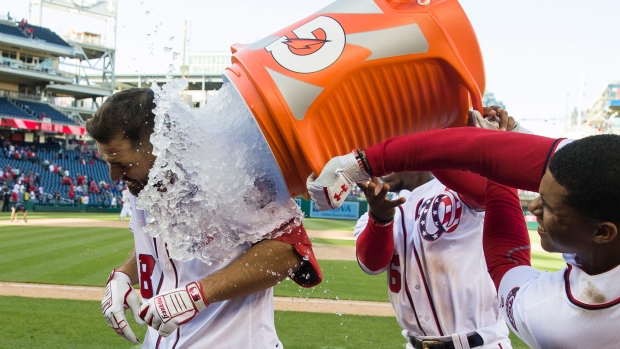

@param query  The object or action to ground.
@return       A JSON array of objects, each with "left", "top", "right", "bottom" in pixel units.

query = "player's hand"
[
  {"left": 358, "top": 177, "right": 405, "bottom": 222},
  {"left": 101, "top": 270, "right": 145, "bottom": 344},
  {"left": 306, "top": 151, "right": 371, "bottom": 211},
  {"left": 483, "top": 105, "right": 516, "bottom": 131},
  {"left": 139, "top": 282, "right": 208, "bottom": 337}
]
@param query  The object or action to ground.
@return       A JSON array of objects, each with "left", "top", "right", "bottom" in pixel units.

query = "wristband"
[
  {"left": 368, "top": 211, "right": 394, "bottom": 227},
  {"left": 354, "top": 149, "right": 373, "bottom": 177}
]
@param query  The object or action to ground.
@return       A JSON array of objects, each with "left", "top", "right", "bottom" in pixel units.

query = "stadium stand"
[
  {"left": 1, "top": 142, "right": 120, "bottom": 206},
  {"left": 0, "top": 23, "right": 27, "bottom": 38},
  {"left": 13, "top": 99, "right": 75, "bottom": 124},
  {"left": 0, "top": 98, "right": 35, "bottom": 119},
  {"left": 23, "top": 24, "right": 71, "bottom": 47}
]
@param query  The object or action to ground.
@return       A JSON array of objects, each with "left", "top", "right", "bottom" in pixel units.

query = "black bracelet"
[
  {"left": 354, "top": 148, "right": 373, "bottom": 177},
  {"left": 368, "top": 210, "right": 394, "bottom": 227}
]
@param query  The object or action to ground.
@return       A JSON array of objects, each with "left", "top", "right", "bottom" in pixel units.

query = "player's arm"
[
  {"left": 365, "top": 127, "right": 561, "bottom": 192},
  {"left": 355, "top": 177, "right": 404, "bottom": 273},
  {"left": 309, "top": 128, "right": 565, "bottom": 211},
  {"left": 483, "top": 180, "right": 531, "bottom": 289},
  {"left": 114, "top": 248, "right": 139, "bottom": 284},
  {"left": 200, "top": 239, "right": 304, "bottom": 302},
  {"left": 138, "top": 226, "right": 323, "bottom": 337},
  {"left": 432, "top": 170, "right": 487, "bottom": 208}
]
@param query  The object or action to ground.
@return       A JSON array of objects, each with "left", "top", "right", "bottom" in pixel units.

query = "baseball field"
[{"left": 0, "top": 213, "right": 562, "bottom": 348}]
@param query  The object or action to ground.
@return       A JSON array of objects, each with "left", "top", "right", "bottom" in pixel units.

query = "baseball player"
[
  {"left": 355, "top": 171, "right": 511, "bottom": 349},
  {"left": 9, "top": 201, "right": 27, "bottom": 223},
  {"left": 309, "top": 125, "right": 620, "bottom": 348},
  {"left": 119, "top": 185, "right": 131, "bottom": 220},
  {"left": 90, "top": 88, "right": 322, "bottom": 348}
]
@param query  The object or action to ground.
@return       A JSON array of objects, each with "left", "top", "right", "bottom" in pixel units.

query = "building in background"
[{"left": 482, "top": 92, "right": 505, "bottom": 110}]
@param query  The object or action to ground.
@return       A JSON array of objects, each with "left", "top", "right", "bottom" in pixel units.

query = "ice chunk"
[{"left": 138, "top": 79, "right": 302, "bottom": 264}]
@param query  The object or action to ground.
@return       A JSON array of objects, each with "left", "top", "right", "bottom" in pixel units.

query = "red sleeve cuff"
[
  {"left": 356, "top": 217, "right": 394, "bottom": 272},
  {"left": 273, "top": 225, "right": 323, "bottom": 287}
]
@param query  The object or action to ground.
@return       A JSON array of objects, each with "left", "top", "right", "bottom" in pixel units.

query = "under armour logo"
[{"left": 333, "top": 184, "right": 349, "bottom": 201}]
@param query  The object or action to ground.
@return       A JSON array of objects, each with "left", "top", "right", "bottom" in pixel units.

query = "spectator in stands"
[
  {"left": 64, "top": 168, "right": 69, "bottom": 178},
  {"left": 53, "top": 190, "right": 60, "bottom": 202},
  {"left": 11, "top": 190, "right": 18, "bottom": 203},
  {"left": 61, "top": 175, "right": 71, "bottom": 185},
  {"left": 76, "top": 174, "right": 84, "bottom": 185},
  {"left": 81, "top": 194, "right": 89, "bottom": 205},
  {"left": 23, "top": 190, "right": 30, "bottom": 204},
  {"left": 110, "top": 195, "right": 118, "bottom": 208},
  {"left": 33, "top": 172, "right": 40, "bottom": 186},
  {"left": 48, "top": 163, "right": 54, "bottom": 172},
  {"left": 89, "top": 180, "right": 99, "bottom": 194}
]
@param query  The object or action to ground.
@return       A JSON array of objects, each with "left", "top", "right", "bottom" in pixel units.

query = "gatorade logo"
[{"left": 265, "top": 16, "right": 345, "bottom": 74}]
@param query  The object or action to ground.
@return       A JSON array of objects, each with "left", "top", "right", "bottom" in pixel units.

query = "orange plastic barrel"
[{"left": 225, "top": 0, "right": 485, "bottom": 198}]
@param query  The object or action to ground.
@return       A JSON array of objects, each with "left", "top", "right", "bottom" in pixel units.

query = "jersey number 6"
[{"left": 389, "top": 255, "right": 402, "bottom": 293}]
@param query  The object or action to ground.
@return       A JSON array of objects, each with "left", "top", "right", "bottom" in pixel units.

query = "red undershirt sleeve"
[
  {"left": 356, "top": 219, "right": 394, "bottom": 273},
  {"left": 483, "top": 180, "right": 531, "bottom": 290},
  {"left": 365, "top": 128, "right": 562, "bottom": 192},
  {"left": 432, "top": 170, "right": 487, "bottom": 208}
]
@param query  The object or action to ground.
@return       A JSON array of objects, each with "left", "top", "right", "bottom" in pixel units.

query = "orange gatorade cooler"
[{"left": 225, "top": 0, "right": 485, "bottom": 198}]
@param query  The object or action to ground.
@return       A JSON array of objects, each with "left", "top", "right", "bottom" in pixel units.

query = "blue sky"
[{"left": 7, "top": 0, "right": 620, "bottom": 137}]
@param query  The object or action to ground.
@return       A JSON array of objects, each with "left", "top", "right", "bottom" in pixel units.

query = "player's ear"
[{"left": 592, "top": 222, "right": 617, "bottom": 244}]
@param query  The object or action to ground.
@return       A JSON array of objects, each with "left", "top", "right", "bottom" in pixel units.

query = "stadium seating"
[
  {"left": 0, "top": 23, "right": 27, "bottom": 39},
  {"left": 0, "top": 98, "right": 35, "bottom": 119},
  {"left": 24, "top": 24, "right": 71, "bottom": 47},
  {"left": 1, "top": 145, "right": 117, "bottom": 205},
  {"left": 13, "top": 99, "right": 75, "bottom": 124}
]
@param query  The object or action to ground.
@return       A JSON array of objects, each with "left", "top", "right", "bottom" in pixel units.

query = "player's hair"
[
  {"left": 549, "top": 134, "right": 620, "bottom": 226},
  {"left": 86, "top": 88, "right": 155, "bottom": 148}
]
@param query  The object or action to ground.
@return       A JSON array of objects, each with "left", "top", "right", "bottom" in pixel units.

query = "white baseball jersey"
[
  {"left": 498, "top": 254, "right": 620, "bottom": 349},
  {"left": 129, "top": 194, "right": 283, "bottom": 349},
  {"left": 355, "top": 179, "right": 511, "bottom": 348}
]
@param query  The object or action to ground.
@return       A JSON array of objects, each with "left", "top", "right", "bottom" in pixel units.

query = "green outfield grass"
[
  {"left": 0, "top": 296, "right": 530, "bottom": 349},
  {"left": 0, "top": 211, "right": 125, "bottom": 221},
  {"left": 302, "top": 217, "right": 358, "bottom": 231}
]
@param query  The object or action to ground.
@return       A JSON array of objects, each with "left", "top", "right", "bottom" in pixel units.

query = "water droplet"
[
  {"left": 146, "top": 33, "right": 151, "bottom": 37},
  {"left": 145, "top": 11, "right": 150, "bottom": 15},
  {"left": 169, "top": 36, "right": 175, "bottom": 41},
  {"left": 163, "top": 47, "right": 172, "bottom": 53}
]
